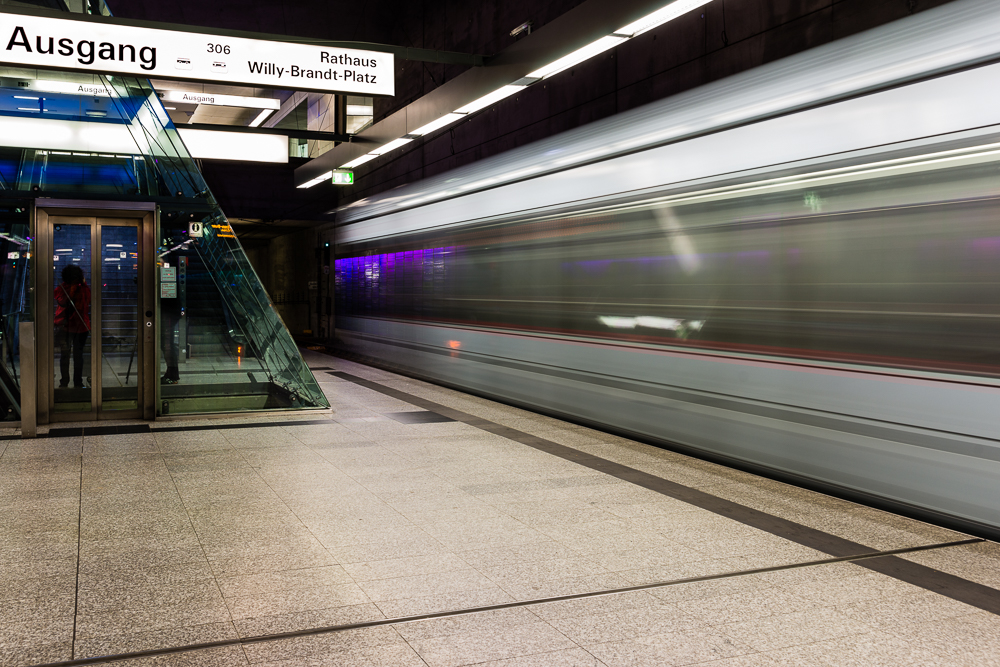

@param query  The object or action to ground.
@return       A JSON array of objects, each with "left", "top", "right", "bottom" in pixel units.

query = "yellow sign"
[{"left": 211, "top": 222, "right": 235, "bottom": 239}]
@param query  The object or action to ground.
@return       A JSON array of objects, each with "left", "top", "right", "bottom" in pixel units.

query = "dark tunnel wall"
[
  {"left": 336, "top": 0, "right": 960, "bottom": 206},
  {"left": 113, "top": 0, "right": 960, "bottom": 214}
]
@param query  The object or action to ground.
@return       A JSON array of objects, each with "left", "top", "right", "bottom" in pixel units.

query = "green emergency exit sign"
[{"left": 332, "top": 169, "right": 354, "bottom": 185}]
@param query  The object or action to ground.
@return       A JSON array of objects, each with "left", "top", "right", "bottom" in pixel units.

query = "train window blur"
[{"left": 336, "top": 143, "right": 1000, "bottom": 377}]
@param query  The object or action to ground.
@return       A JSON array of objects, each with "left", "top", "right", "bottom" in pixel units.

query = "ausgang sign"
[{"left": 0, "top": 11, "right": 393, "bottom": 96}]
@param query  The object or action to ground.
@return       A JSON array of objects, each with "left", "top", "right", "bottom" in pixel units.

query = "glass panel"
[
  {"left": 345, "top": 95, "right": 374, "bottom": 134},
  {"left": 0, "top": 70, "right": 326, "bottom": 415},
  {"left": 100, "top": 225, "right": 139, "bottom": 412},
  {"left": 157, "top": 217, "right": 327, "bottom": 414},
  {"left": 53, "top": 223, "right": 92, "bottom": 413},
  {"left": 0, "top": 203, "right": 31, "bottom": 421}
]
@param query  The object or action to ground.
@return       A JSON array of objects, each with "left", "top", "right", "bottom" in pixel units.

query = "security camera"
[{"left": 510, "top": 21, "right": 532, "bottom": 38}]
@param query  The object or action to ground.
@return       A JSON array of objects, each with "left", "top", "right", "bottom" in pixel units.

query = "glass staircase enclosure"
[{"left": 0, "top": 51, "right": 327, "bottom": 417}]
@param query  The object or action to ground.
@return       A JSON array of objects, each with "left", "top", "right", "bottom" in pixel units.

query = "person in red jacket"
[{"left": 54, "top": 265, "right": 91, "bottom": 388}]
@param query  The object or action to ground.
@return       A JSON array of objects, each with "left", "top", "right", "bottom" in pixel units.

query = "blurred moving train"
[{"left": 333, "top": 0, "right": 1000, "bottom": 538}]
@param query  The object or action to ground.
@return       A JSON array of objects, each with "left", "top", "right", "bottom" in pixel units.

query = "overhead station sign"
[
  {"left": 0, "top": 11, "right": 394, "bottom": 96},
  {"left": 160, "top": 90, "right": 280, "bottom": 110}
]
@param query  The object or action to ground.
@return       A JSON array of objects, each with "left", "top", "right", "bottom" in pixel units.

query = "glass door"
[
  {"left": 49, "top": 216, "right": 143, "bottom": 419},
  {"left": 52, "top": 223, "right": 93, "bottom": 414},
  {"left": 98, "top": 224, "right": 140, "bottom": 413}
]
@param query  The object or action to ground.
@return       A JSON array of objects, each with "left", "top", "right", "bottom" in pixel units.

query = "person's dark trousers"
[
  {"left": 161, "top": 314, "right": 180, "bottom": 382},
  {"left": 58, "top": 328, "right": 89, "bottom": 387}
]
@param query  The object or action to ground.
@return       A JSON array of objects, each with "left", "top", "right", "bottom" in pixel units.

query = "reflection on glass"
[
  {"left": 345, "top": 95, "right": 374, "bottom": 134},
  {"left": 0, "top": 205, "right": 31, "bottom": 421},
  {"left": 157, "top": 218, "right": 328, "bottom": 414},
  {"left": 53, "top": 224, "right": 92, "bottom": 412},
  {"left": 100, "top": 226, "right": 139, "bottom": 411}
]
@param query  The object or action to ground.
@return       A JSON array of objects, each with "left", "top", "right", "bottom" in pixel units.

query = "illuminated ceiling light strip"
[
  {"left": 369, "top": 137, "right": 413, "bottom": 155},
  {"left": 248, "top": 109, "right": 274, "bottom": 128},
  {"left": 346, "top": 105, "right": 374, "bottom": 116},
  {"left": 617, "top": 0, "right": 714, "bottom": 37},
  {"left": 342, "top": 154, "right": 378, "bottom": 169},
  {"left": 455, "top": 85, "right": 526, "bottom": 114},
  {"left": 526, "top": 35, "right": 628, "bottom": 79},
  {"left": 297, "top": 171, "right": 333, "bottom": 188},
  {"left": 410, "top": 113, "right": 467, "bottom": 136}
]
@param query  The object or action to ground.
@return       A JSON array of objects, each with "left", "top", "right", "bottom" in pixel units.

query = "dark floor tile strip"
[
  {"left": 332, "top": 371, "right": 1000, "bottom": 616},
  {"left": 28, "top": 538, "right": 984, "bottom": 667},
  {"left": 34, "top": 418, "right": 331, "bottom": 439},
  {"left": 90, "top": 425, "right": 152, "bottom": 436},
  {"left": 149, "top": 419, "right": 332, "bottom": 434},
  {"left": 70, "top": 440, "right": 83, "bottom": 659},
  {"left": 46, "top": 427, "right": 84, "bottom": 438},
  {"left": 42, "top": 425, "right": 152, "bottom": 438}
]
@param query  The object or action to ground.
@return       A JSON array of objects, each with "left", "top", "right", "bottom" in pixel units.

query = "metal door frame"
[{"left": 35, "top": 201, "right": 157, "bottom": 423}]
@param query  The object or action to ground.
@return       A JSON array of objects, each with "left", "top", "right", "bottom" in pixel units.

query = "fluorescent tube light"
[
  {"left": 297, "top": 171, "right": 333, "bottom": 188},
  {"left": 527, "top": 35, "right": 627, "bottom": 79},
  {"left": 177, "top": 128, "right": 288, "bottom": 163},
  {"left": 346, "top": 104, "right": 373, "bottom": 116},
  {"left": 455, "top": 85, "right": 525, "bottom": 114},
  {"left": 13, "top": 95, "right": 39, "bottom": 100},
  {"left": 342, "top": 153, "right": 378, "bottom": 169},
  {"left": 617, "top": 0, "right": 714, "bottom": 37},
  {"left": 369, "top": 137, "right": 413, "bottom": 155},
  {"left": 248, "top": 109, "right": 273, "bottom": 127},
  {"left": 410, "top": 113, "right": 466, "bottom": 136}
]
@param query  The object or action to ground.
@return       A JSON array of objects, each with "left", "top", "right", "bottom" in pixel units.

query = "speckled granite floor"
[{"left": 1, "top": 351, "right": 998, "bottom": 666}]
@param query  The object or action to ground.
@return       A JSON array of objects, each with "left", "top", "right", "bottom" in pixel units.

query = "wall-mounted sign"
[
  {"left": 160, "top": 90, "right": 280, "bottom": 110},
  {"left": 331, "top": 169, "right": 354, "bottom": 185},
  {"left": 0, "top": 11, "right": 394, "bottom": 96},
  {"left": 160, "top": 265, "right": 177, "bottom": 298},
  {"left": 188, "top": 221, "right": 204, "bottom": 237}
]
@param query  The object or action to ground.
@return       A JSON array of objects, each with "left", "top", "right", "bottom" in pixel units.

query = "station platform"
[{"left": 2, "top": 351, "right": 999, "bottom": 666}]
